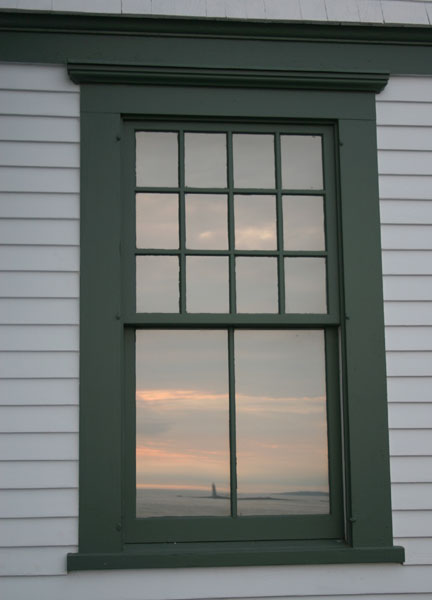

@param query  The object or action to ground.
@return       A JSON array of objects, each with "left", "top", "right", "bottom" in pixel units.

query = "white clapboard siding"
[
  {"left": 383, "top": 276, "right": 432, "bottom": 301},
  {"left": 394, "top": 538, "right": 432, "bottom": 565},
  {"left": 0, "top": 91, "right": 79, "bottom": 117},
  {"left": 0, "top": 546, "right": 75, "bottom": 576},
  {"left": 0, "top": 246, "right": 79, "bottom": 271},
  {"left": 0, "top": 518, "right": 78, "bottom": 547},
  {"left": 0, "top": 406, "right": 78, "bottom": 433},
  {"left": 0, "top": 141, "right": 79, "bottom": 168},
  {"left": 387, "top": 377, "right": 432, "bottom": 403},
  {"left": 380, "top": 199, "right": 432, "bottom": 224},
  {"left": 0, "top": 219, "right": 79, "bottom": 245},
  {"left": 381, "top": 224, "right": 432, "bottom": 249},
  {"left": 0, "top": 299, "right": 79, "bottom": 325},
  {"left": 0, "top": 115, "right": 80, "bottom": 142},
  {"left": 390, "top": 430, "right": 432, "bottom": 456},
  {"left": 393, "top": 511, "right": 432, "bottom": 537},
  {"left": 384, "top": 302, "right": 432, "bottom": 325},
  {"left": 378, "top": 151, "right": 432, "bottom": 176},
  {"left": 0, "top": 273, "right": 79, "bottom": 299},
  {"left": 0, "top": 433, "right": 78, "bottom": 461},
  {"left": 0, "top": 379, "right": 78, "bottom": 406},
  {"left": 0, "top": 325, "right": 79, "bottom": 351},
  {"left": 0, "top": 63, "right": 78, "bottom": 93},
  {"left": 0, "top": 166, "right": 79, "bottom": 193},
  {"left": 388, "top": 403, "right": 432, "bottom": 428},
  {"left": 382, "top": 251, "right": 432, "bottom": 275},
  {"left": 386, "top": 351, "right": 432, "bottom": 377},
  {"left": 0, "top": 193, "right": 79, "bottom": 219},
  {"left": 377, "top": 126, "right": 432, "bottom": 151},
  {"left": 391, "top": 457, "right": 432, "bottom": 483},
  {"left": 0, "top": 489, "right": 78, "bottom": 518},
  {"left": 385, "top": 327, "right": 432, "bottom": 351},
  {"left": 0, "top": 461, "right": 78, "bottom": 489},
  {"left": 0, "top": 352, "right": 79, "bottom": 378},
  {"left": 379, "top": 175, "right": 432, "bottom": 200},
  {"left": 392, "top": 483, "right": 432, "bottom": 510},
  {"left": 376, "top": 102, "right": 432, "bottom": 127}
]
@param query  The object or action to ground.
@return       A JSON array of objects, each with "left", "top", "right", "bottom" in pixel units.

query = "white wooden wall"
[
  {"left": 1, "top": 63, "right": 432, "bottom": 599},
  {"left": 0, "top": 0, "right": 432, "bottom": 25}
]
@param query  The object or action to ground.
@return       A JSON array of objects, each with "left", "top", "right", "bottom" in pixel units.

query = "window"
[{"left": 68, "top": 62, "right": 403, "bottom": 569}]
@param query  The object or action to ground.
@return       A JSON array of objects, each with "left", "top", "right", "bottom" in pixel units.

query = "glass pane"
[
  {"left": 185, "top": 133, "right": 227, "bottom": 188},
  {"left": 285, "top": 257, "right": 327, "bottom": 313},
  {"left": 233, "top": 134, "right": 275, "bottom": 188},
  {"left": 235, "top": 330, "right": 329, "bottom": 516},
  {"left": 136, "top": 330, "right": 230, "bottom": 517},
  {"left": 136, "top": 193, "right": 178, "bottom": 249},
  {"left": 283, "top": 195, "right": 325, "bottom": 251},
  {"left": 187, "top": 256, "right": 229, "bottom": 313},
  {"left": 236, "top": 257, "right": 278, "bottom": 313},
  {"left": 234, "top": 195, "right": 277, "bottom": 250},
  {"left": 186, "top": 194, "right": 228, "bottom": 250},
  {"left": 281, "top": 135, "right": 323, "bottom": 190},
  {"left": 136, "top": 256, "right": 179, "bottom": 313},
  {"left": 136, "top": 131, "right": 178, "bottom": 187}
]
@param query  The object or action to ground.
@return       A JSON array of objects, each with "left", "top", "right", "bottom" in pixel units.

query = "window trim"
[{"left": 67, "top": 64, "right": 404, "bottom": 570}]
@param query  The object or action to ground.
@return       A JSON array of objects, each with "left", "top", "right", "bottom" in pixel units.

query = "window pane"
[
  {"left": 235, "top": 330, "right": 329, "bottom": 516},
  {"left": 285, "top": 257, "right": 327, "bottom": 313},
  {"left": 185, "top": 133, "right": 227, "bottom": 188},
  {"left": 186, "top": 194, "right": 228, "bottom": 250},
  {"left": 136, "top": 256, "right": 179, "bottom": 313},
  {"left": 233, "top": 134, "right": 275, "bottom": 188},
  {"left": 136, "top": 330, "right": 230, "bottom": 517},
  {"left": 236, "top": 257, "right": 278, "bottom": 313},
  {"left": 281, "top": 135, "right": 323, "bottom": 190},
  {"left": 187, "top": 256, "right": 229, "bottom": 313},
  {"left": 234, "top": 195, "right": 277, "bottom": 250},
  {"left": 283, "top": 195, "right": 325, "bottom": 251},
  {"left": 136, "top": 193, "right": 178, "bottom": 249},
  {"left": 136, "top": 131, "right": 178, "bottom": 187}
]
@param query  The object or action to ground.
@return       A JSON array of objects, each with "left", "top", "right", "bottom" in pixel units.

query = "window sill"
[{"left": 67, "top": 541, "right": 404, "bottom": 570}]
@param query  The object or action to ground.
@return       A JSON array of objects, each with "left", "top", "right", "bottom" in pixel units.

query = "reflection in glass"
[
  {"left": 233, "top": 134, "right": 275, "bottom": 189},
  {"left": 186, "top": 194, "right": 228, "bottom": 250},
  {"left": 136, "top": 256, "right": 179, "bottom": 313},
  {"left": 136, "top": 193, "right": 178, "bottom": 249},
  {"left": 235, "top": 330, "right": 329, "bottom": 515},
  {"left": 185, "top": 133, "right": 227, "bottom": 188},
  {"left": 187, "top": 256, "right": 229, "bottom": 313},
  {"left": 236, "top": 257, "right": 278, "bottom": 313},
  {"left": 283, "top": 195, "right": 325, "bottom": 251},
  {"left": 136, "top": 131, "right": 178, "bottom": 187},
  {"left": 281, "top": 135, "right": 323, "bottom": 190},
  {"left": 234, "top": 195, "right": 277, "bottom": 250},
  {"left": 285, "top": 257, "right": 327, "bottom": 313},
  {"left": 136, "top": 330, "right": 230, "bottom": 517}
]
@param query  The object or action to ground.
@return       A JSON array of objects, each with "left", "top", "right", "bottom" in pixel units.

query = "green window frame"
[{"left": 67, "top": 63, "right": 404, "bottom": 570}]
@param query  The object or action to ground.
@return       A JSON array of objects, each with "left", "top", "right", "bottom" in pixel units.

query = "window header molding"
[{"left": 67, "top": 62, "right": 389, "bottom": 93}]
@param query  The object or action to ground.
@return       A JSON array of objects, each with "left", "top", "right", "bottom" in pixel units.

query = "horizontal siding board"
[
  {"left": 0, "top": 63, "right": 78, "bottom": 93},
  {"left": 0, "top": 272, "right": 79, "bottom": 299},
  {"left": 0, "top": 379, "right": 78, "bottom": 406},
  {"left": 0, "top": 517, "right": 78, "bottom": 547},
  {"left": 0, "top": 166, "right": 79, "bottom": 193},
  {"left": 383, "top": 276, "right": 432, "bottom": 301},
  {"left": 381, "top": 224, "right": 432, "bottom": 249},
  {"left": 385, "top": 326, "right": 432, "bottom": 351},
  {"left": 394, "top": 537, "right": 432, "bottom": 566},
  {"left": 386, "top": 351, "right": 432, "bottom": 376},
  {"left": 393, "top": 510, "right": 432, "bottom": 537},
  {"left": 0, "top": 352, "right": 78, "bottom": 378},
  {"left": 0, "top": 141, "right": 79, "bottom": 168},
  {"left": 378, "top": 150, "right": 432, "bottom": 176},
  {"left": 0, "top": 461, "right": 78, "bottom": 489},
  {"left": 391, "top": 483, "right": 432, "bottom": 510},
  {"left": 380, "top": 200, "right": 432, "bottom": 224},
  {"left": 0, "top": 246, "right": 79, "bottom": 271},
  {"left": 0, "top": 325, "right": 79, "bottom": 351},
  {"left": 0, "top": 219, "right": 79, "bottom": 245},
  {"left": 378, "top": 77, "right": 432, "bottom": 103},
  {"left": 379, "top": 175, "right": 432, "bottom": 200},
  {"left": 382, "top": 251, "right": 432, "bottom": 275},
  {"left": 390, "top": 430, "right": 432, "bottom": 456},
  {"left": 0, "top": 193, "right": 79, "bottom": 219},
  {"left": 0, "top": 489, "right": 78, "bottom": 518},
  {"left": 376, "top": 102, "right": 432, "bottom": 126},
  {"left": 388, "top": 403, "right": 432, "bottom": 428},
  {"left": 0, "top": 546, "right": 74, "bottom": 576},
  {"left": 0, "top": 299, "right": 79, "bottom": 325},
  {"left": 0, "top": 91, "right": 79, "bottom": 117},
  {"left": 0, "top": 115, "right": 80, "bottom": 143},
  {"left": 377, "top": 126, "right": 432, "bottom": 151},
  {"left": 0, "top": 406, "right": 78, "bottom": 433},
  {"left": 391, "top": 456, "right": 432, "bottom": 482},
  {"left": 2, "top": 566, "right": 432, "bottom": 599},
  {"left": 0, "top": 433, "right": 78, "bottom": 461},
  {"left": 384, "top": 302, "right": 432, "bottom": 326},
  {"left": 387, "top": 377, "right": 432, "bottom": 403}
]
